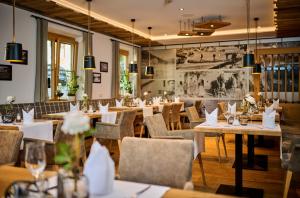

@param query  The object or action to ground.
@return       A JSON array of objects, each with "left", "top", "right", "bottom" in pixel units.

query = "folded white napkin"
[
  {"left": 22, "top": 109, "right": 34, "bottom": 124},
  {"left": 228, "top": 103, "right": 236, "bottom": 114},
  {"left": 70, "top": 102, "right": 80, "bottom": 112},
  {"left": 152, "top": 97, "right": 160, "bottom": 106},
  {"left": 115, "top": 99, "right": 123, "bottom": 107},
  {"left": 272, "top": 99, "right": 280, "bottom": 109},
  {"left": 265, "top": 106, "right": 274, "bottom": 114},
  {"left": 88, "top": 105, "right": 93, "bottom": 113},
  {"left": 205, "top": 108, "right": 218, "bottom": 126},
  {"left": 99, "top": 103, "right": 109, "bottom": 114},
  {"left": 174, "top": 97, "right": 180, "bottom": 103},
  {"left": 133, "top": 98, "right": 140, "bottom": 106},
  {"left": 101, "top": 112, "right": 117, "bottom": 124},
  {"left": 83, "top": 141, "right": 114, "bottom": 195},
  {"left": 139, "top": 100, "right": 146, "bottom": 108},
  {"left": 263, "top": 110, "right": 276, "bottom": 129}
]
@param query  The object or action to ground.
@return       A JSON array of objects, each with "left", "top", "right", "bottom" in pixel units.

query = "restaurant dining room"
[{"left": 1, "top": 0, "right": 300, "bottom": 197}]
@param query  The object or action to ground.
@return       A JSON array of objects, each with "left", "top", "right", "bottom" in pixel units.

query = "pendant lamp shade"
[
  {"left": 145, "top": 66, "right": 154, "bottom": 76},
  {"left": 84, "top": 55, "right": 95, "bottom": 70},
  {"left": 243, "top": 53, "right": 254, "bottom": 67},
  {"left": 6, "top": 42, "right": 23, "bottom": 62},
  {"left": 129, "top": 63, "right": 138, "bottom": 73},
  {"left": 84, "top": 0, "right": 95, "bottom": 70},
  {"left": 252, "top": 63, "right": 262, "bottom": 74},
  {"left": 5, "top": 0, "right": 23, "bottom": 63}
]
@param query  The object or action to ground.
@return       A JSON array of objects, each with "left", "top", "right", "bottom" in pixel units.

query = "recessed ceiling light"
[
  {"left": 179, "top": 8, "right": 184, "bottom": 11},
  {"left": 185, "top": 33, "right": 189, "bottom": 36},
  {"left": 210, "top": 24, "right": 214, "bottom": 28},
  {"left": 200, "top": 33, "right": 204, "bottom": 36}
]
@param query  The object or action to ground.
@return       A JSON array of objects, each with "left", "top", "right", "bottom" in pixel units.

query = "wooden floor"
[{"left": 98, "top": 134, "right": 300, "bottom": 198}]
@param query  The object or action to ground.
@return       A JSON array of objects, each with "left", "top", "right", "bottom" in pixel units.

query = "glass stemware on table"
[{"left": 25, "top": 142, "right": 47, "bottom": 192}]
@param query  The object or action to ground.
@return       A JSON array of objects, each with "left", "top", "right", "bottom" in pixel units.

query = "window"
[
  {"left": 119, "top": 49, "right": 129, "bottom": 96},
  {"left": 47, "top": 33, "right": 78, "bottom": 100}
]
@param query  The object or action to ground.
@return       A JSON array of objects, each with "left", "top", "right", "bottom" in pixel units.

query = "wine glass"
[{"left": 25, "top": 142, "right": 46, "bottom": 181}]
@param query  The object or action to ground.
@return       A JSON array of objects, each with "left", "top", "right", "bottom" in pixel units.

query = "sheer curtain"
[
  {"left": 34, "top": 18, "right": 48, "bottom": 102},
  {"left": 111, "top": 40, "right": 120, "bottom": 98},
  {"left": 83, "top": 32, "right": 93, "bottom": 98}
]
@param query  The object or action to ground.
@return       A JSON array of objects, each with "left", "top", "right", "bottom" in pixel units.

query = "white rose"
[
  {"left": 6, "top": 96, "right": 15, "bottom": 103},
  {"left": 245, "top": 95, "right": 256, "bottom": 105},
  {"left": 61, "top": 111, "right": 90, "bottom": 135}
]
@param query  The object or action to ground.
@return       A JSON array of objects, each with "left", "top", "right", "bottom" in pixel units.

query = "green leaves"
[{"left": 54, "top": 143, "right": 75, "bottom": 170}]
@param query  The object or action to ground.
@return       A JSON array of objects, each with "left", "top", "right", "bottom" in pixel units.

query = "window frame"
[{"left": 47, "top": 32, "right": 78, "bottom": 100}]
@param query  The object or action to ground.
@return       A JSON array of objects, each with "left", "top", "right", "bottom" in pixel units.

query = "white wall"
[
  {"left": 0, "top": 3, "right": 36, "bottom": 104},
  {"left": 92, "top": 33, "right": 113, "bottom": 99},
  {"left": 0, "top": 3, "right": 116, "bottom": 103}
]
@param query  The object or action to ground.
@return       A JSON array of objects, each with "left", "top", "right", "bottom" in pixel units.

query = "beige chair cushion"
[
  {"left": 119, "top": 137, "right": 193, "bottom": 189},
  {"left": 0, "top": 130, "right": 23, "bottom": 165}
]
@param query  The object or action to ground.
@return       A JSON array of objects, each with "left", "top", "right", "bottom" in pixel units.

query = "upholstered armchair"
[
  {"left": 119, "top": 137, "right": 194, "bottom": 189},
  {"left": 144, "top": 113, "right": 206, "bottom": 185},
  {"left": 186, "top": 106, "right": 227, "bottom": 163},
  {"left": 0, "top": 130, "right": 23, "bottom": 165},
  {"left": 281, "top": 134, "right": 300, "bottom": 198},
  {"left": 94, "top": 110, "right": 136, "bottom": 151}
]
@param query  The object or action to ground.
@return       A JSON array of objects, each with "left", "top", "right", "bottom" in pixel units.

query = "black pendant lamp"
[
  {"left": 84, "top": 0, "right": 95, "bottom": 70},
  {"left": 243, "top": 0, "right": 254, "bottom": 68},
  {"left": 129, "top": 19, "right": 138, "bottom": 73},
  {"left": 252, "top": 17, "right": 261, "bottom": 74},
  {"left": 145, "top": 27, "right": 154, "bottom": 76},
  {"left": 5, "top": 0, "right": 23, "bottom": 62}
]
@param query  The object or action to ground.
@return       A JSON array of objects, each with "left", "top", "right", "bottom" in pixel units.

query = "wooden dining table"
[
  {"left": 0, "top": 119, "right": 60, "bottom": 130},
  {"left": 0, "top": 166, "right": 234, "bottom": 198},
  {"left": 194, "top": 121, "right": 281, "bottom": 198}
]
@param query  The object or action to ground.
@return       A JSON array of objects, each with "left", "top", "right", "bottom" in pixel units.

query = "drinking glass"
[
  {"left": 25, "top": 142, "right": 46, "bottom": 181},
  {"left": 223, "top": 112, "right": 231, "bottom": 124}
]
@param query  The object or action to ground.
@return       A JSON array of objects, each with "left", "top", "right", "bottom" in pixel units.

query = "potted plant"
[
  {"left": 120, "top": 70, "right": 133, "bottom": 96},
  {"left": 67, "top": 72, "right": 79, "bottom": 101}
]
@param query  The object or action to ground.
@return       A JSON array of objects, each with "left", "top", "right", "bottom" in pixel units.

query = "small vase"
[
  {"left": 57, "top": 169, "right": 89, "bottom": 198},
  {"left": 2, "top": 112, "right": 16, "bottom": 123},
  {"left": 68, "top": 96, "right": 76, "bottom": 101}
]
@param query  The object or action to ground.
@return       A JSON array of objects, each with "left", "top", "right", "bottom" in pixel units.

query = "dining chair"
[
  {"left": 145, "top": 114, "right": 206, "bottom": 185},
  {"left": 281, "top": 134, "right": 300, "bottom": 198},
  {"left": 0, "top": 130, "right": 23, "bottom": 165},
  {"left": 94, "top": 110, "right": 136, "bottom": 152},
  {"left": 186, "top": 106, "right": 227, "bottom": 163},
  {"left": 161, "top": 104, "right": 172, "bottom": 130},
  {"left": 23, "top": 121, "right": 87, "bottom": 166},
  {"left": 119, "top": 137, "right": 194, "bottom": 189},
  {"left": 170, "top": 103, "right": 183, "bottom": 130},
  {"left": 194, "top": 100, "right": 203, "bottom": 117},
  {"left": 217, "top": 102, "right": 226, "bottom": 120}
]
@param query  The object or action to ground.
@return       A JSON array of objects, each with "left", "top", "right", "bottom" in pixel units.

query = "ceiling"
[
  {"left": 1, "top": 0, "right": 298, "bottom": 46},
  {"left": 64, "top": 0, "right": 275, "bottom": 37}
]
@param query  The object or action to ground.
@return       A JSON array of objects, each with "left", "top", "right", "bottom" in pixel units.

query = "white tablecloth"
[
  {"left": 194, "top": 133, "right": 205, "bottom": 159},
  {"left": 101, "top": 112, "right": 117, "bottom": 124},
  {"left": 47, "top": 177, "right": 170, "bottom": 198}
]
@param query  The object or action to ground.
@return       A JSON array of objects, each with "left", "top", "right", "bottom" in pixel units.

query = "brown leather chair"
[
  {"left": 170, "top": 103, "right": 183, "bottom": 130},
  {"left": 161, "top": 104, "right": 172, "bottom": 130}
]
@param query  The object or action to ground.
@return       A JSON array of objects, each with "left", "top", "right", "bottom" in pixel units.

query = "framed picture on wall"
[
  {"left": 100, "top": 62, "right": 108, "bottom": 72},
  {"left": 93, "top": 72, "right": 101, "bottom": 83},
  {"left": 12, "top": 50, "right": 28, "bottom": 65},
  {"left": 0, "top": 65, "right": 12, "bottom": 81}
]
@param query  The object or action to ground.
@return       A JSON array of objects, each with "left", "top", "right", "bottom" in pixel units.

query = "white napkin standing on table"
[
  {"left": 22, "top": 109, "right": 34, "bottom": 124},
  {"left": 133, "top": 98, "right": 140, "bottom": 106},
  {"left": 115, "top": 99, "right": 123, "bottom": 107},
  {"left": 139, "top": 100, "right": 146, "bottom": 108},
  {"left": 83, "top": 141, "right": 114, "bottom": 195},
  {"left": 263, "top": 110, "right": 276, "bottom": 129},
  {"left": 99, "top": 103, "right": 109, "bottom": 114},
  {"left": 101, "top": 112, "right": 117, "bottom": 124},
  {"left": 70, "top": 102, "right": 80, "bottom": 112},
  {"left": 228, "top": 103, "right": 236, "bottom": 114},
  {"left": 152, "top": 97, "right": 160, "bottom": 105},
  {"left": 265, "top": 105, "right": 274, "bottom": 114},
  {"left": 205, "top": 108, "right": 218, "bottom": 126},
  {"left": 174, "top": 97, "right": 180, "bottom": 103},
  {"left": 272, "top": 99, "right": 280, "bottom": 109}
]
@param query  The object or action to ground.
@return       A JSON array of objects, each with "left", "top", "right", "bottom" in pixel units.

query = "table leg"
[
  {"left": 216, "top": 134, "right": 264, "bottom": 197},
  {"left": 247, "top": 135, "right": 255, "bottom": 167}
]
